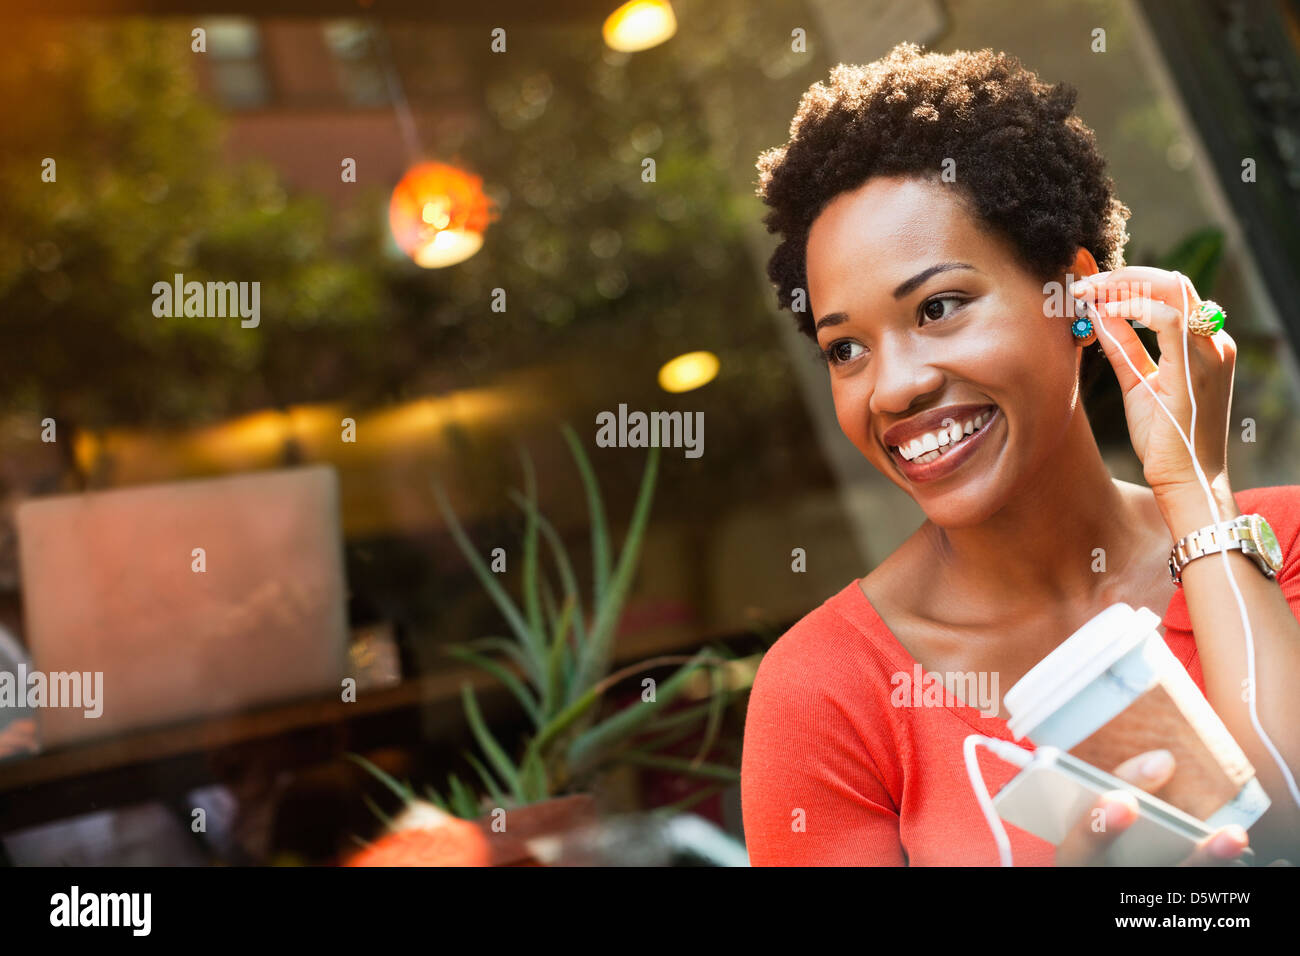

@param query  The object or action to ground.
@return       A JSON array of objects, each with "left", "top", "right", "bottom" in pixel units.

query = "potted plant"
[{"left": 347, "top": 423, "right": 746, "bottom": 865}]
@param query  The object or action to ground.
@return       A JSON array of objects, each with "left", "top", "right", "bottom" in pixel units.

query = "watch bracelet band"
[{"left": 1168, "top": 515, "right": 1271, "bottom": 585}]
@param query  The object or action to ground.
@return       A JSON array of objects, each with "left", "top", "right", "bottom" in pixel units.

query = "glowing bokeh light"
[
  {"left": 657, "top": 350, "right": 719, "bottom": 393},
  {"left": 603, "top": 0, "right": 677, "bottom": 53}
]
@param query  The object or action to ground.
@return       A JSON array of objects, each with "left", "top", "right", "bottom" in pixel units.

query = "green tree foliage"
[{"left": 0, "top": 21, "right": 391, "bottom": 430}]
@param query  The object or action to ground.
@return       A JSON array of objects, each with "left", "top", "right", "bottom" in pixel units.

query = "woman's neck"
[{"left": 917, "top": 409, "right": 1145, "bottom": 611}]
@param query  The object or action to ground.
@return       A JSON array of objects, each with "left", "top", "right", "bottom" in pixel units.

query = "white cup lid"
[{"left": 1004, "top": 602, "right": 1163, "bottom": 739}]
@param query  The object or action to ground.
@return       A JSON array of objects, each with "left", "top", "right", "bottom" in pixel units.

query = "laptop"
[{"left": 14, "top": 465, "right": 349, "bottom": 749}]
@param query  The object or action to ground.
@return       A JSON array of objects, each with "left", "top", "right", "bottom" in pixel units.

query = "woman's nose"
[{"left": 868, "top": 335, "right": 945, "bottom": 417}]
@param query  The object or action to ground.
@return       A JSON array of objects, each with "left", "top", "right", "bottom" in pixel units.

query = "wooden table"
[
  {"left": 0, "top": 622, "right": 762, "bottom": 839},
  {"left": 0, "top": 665, "right": 506, "bottom": 836}
]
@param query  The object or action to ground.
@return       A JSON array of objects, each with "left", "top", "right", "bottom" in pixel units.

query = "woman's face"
[{"left": 805, "top": 175, "right": 1085, "bottom": 527}]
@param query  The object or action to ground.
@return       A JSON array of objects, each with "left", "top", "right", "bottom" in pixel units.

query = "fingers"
[
  {"left": 1073, "top": 267, "right": 1201, "bottom": 312},
  {"left": 1098, "top": 295, "right": 1183, "bottom": 333},
  {"left": 1056, "top": 790, "right": 1139, "bottom": 866},
  {"left": 1100, "top": 296, "right": 1236, "bottom": 384},
  {"left": 1055, "top": 750, "right": 1177, "bottom": 866},
  {"left": 1078, "top": 297, "right": 1157, "bottom": 395},
  {"left": 1111, "top": 749, "right": 1177, "bottom": 792},
  {"left": 1098, "top": 296, "right": 1193, "bottom": 389},
  {"left": 1073, "top": 284, "right": 1235, "bottom": 401},
  {"left": 1178, "top": 825, "right": 1250, "bottom": 867},
  {"left": 1053, "top": 750, "right": 1252, "bottom": 867}
]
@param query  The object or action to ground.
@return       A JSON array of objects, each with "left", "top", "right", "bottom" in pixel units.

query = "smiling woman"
[
  {"left": 804, "top": 173, "right": 1101, "bottom": 520},
  {"left": 740, "top": 43, "right": 1300, "bottom": 867}
]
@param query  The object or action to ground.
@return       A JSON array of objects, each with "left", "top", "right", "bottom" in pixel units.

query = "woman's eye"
[
  {"left": 922, "top": 295, "right": 964, "bottom": 322},
  {"left": 823, "top": 340, "right": 865, "bottom": 365}
]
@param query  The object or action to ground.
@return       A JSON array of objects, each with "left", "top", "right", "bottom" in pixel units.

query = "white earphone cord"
[{"left": 965, "top": 272, "right": 1300, "bottom": 866}]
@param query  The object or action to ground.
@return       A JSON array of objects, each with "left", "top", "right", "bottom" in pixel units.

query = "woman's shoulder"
[
  {"left": 743, "top": 579, "right": 903, "bottom": 778},
  {"left": 751, "top": 578, "right": 899, "bottom": 701}
]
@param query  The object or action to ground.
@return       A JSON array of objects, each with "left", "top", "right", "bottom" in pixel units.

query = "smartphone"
[{"left": 992, "top": 746, "right": 1254, "bottom": 866}]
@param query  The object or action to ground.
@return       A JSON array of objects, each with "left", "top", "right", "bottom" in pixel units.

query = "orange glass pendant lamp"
[{"left": 389, "top": 161, "right": 499, "bottom": 268}]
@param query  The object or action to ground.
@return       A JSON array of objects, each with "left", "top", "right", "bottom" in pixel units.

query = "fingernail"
[
  {"left": 1210, "top": 825, "right": 1247, "bottom": 858},
  {"left": 1140, "top": 749, "right": 1173, "bottom": 778}
]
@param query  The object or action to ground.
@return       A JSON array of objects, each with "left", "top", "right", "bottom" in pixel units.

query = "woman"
[{"left": 740, "top": 44, "right": 1300, "bottom": 866}]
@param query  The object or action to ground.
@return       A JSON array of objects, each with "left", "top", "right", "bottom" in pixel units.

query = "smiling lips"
[
  {"left": 894, "top": 407, "right": 996, "bottom": 463},
  {"left": 883, "top": 403, "right": 996, "bottom": 455}
]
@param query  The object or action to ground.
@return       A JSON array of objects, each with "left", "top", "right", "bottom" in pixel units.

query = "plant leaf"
[
  {"left": 431, "top": 476, "right": 543, "bottom": 668},
  {"left": 543, "top": 593, "right": 575, "bottom": 718},
  {"left": 566, "top": 647, "right": 703, "bottom": 774},
  {"left": 561, "top": 422, "right": 610, "bottom": 609},
  {"left": 362, "top": 793, "right": 395, "bottom": 829},
  {"left": 519, "top": 742, "right": 549, "bottom": 803},
  {"left": 638, "top": 699, "right": 717, "bottom": 735},
  {"left": 632, "top": 708, "right": 719, "bottom": 757},
  {"left": 539, "top": 572, "right": 560, "bottom": 643},
  {"left": 689, "top": 654, "right": 729, "bottom": 769},
  {"left": 461, "top": 683, "right": 526, "bottom": 803},
  {"left": 447, "top": 772, "right": 481, "bottom": 819},
  {"left": 345, "top": 752, "right": 415, "bottom": 804},
  {"left": 444, "top": 644, "right": 543, "bottom": 728},
  {"left": 524, "top": 680, "right": 603, "bottom": 762},
  {"left": 507, "top": 488, "right": 588, "bottom": 653},
  {"left": 515, "top": 443, "right": 545, "bottom": 655},
  {"left": 463, "top": 750, "right": 509, "bottom": 808},
  {"left": 562, "top": 637, "right": 576, "bottom": 693},
  {"left": 618, "top": 750, "right": 740, "bottom": 783},
  {"left": 575, "top": 442, "right": 659, "bottom": 691},
  {"left": 460, "top": 636, "right": 542, "bottom": 684},
  {"left": 423, "top": 785, "right": 451, "bottom": 813}
]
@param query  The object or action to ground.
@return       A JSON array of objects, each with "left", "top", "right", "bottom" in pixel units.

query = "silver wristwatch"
[{"left": 1168, "top": 512, "right": 1284, "bottom": 585}]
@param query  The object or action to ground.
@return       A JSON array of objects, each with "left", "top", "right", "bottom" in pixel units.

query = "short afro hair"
[{"left": 756, "top": 44, "right": 1130, "bottom": 393}]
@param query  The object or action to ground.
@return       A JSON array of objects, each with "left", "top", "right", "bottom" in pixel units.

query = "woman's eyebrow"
[
  {"left": 814, "top": 311, "right": 849, "bottom": 332},
  {"left": 893, "top": 262, "right": 977, "bottom": 299},
  {"left": 813, "top": 262, "right": 980, "bottom": 331}
]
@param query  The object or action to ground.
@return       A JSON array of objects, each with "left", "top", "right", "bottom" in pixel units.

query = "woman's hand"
[
  {"left": 1071, "top": 267, "right": 1236, "bottom": 502},
  {"left": 1055, "top": 749, "right": 1249, "bottom": 866}
]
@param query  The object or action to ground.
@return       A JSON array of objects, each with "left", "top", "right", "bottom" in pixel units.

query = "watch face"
[{"left": 1251, "top": 516, "right": 1285, "bottom": 571}]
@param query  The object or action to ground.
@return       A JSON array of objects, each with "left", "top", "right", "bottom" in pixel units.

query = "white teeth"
[{"left": 895, "top": 409, "right": 994, "bottom": 462}]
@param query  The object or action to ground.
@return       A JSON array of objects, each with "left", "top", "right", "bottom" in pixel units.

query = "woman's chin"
[
  {"left": 908, "top": 468, "right": 1010, "bottom": 530},
  {"left": 916, "top": 497, "right": 1002, "bottom": 530}
]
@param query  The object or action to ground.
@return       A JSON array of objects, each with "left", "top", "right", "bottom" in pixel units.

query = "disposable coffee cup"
[{"left": 1004, "top": 602, "right": 1270, "bottom": 830}]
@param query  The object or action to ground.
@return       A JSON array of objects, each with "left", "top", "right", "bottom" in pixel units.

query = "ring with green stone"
[{"left": 1188, "top": 300, "right": 1226, "bottom": 336}]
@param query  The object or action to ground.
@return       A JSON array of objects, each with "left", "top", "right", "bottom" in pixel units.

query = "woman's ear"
[{"left": 1070, "top": 246, "right": 1100, "bottom": 282}]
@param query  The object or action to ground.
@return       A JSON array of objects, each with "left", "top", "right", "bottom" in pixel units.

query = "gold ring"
[{"left": 1188, "top": 300, "right": 1226, "bottom": 336}]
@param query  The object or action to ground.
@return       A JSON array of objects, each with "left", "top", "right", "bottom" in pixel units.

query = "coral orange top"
[{"left": 741, "top": 485, "right": 1300, "bottom": 866}]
